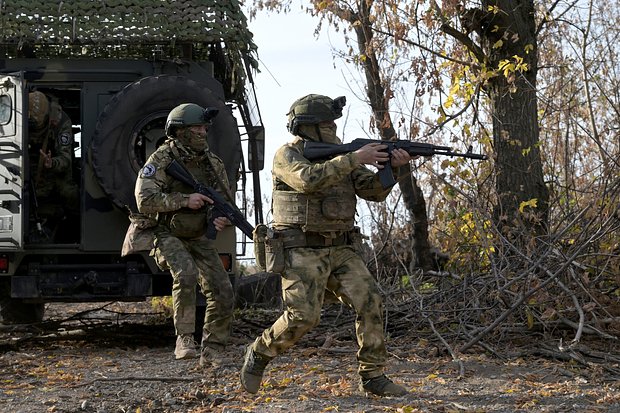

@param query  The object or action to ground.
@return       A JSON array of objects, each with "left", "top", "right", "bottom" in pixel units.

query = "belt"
[
  {"left": 277, "top": 229, "right": 351, "bottom": 248},
  {"left": 304, "top": 231, "right": 349, "bottom": 247}
]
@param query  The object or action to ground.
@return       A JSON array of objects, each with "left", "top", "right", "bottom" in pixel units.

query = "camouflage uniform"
[
  {"left": 135, "top": 138, "right": 234, "bottom": 350},
  {"left": 250, "top": 133, "right": 398, "bottom": 377},
  {"left": 242, "top": 94, "right": 408, "bottom": 396},
  {"left": 28, "top": 92, "right": 78, "bottom": 238}
]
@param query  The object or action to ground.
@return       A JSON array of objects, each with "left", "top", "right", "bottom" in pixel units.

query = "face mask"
[
  {"left": 178, "top": 127, "right": 209, "bottom": 152},
  {"left": 318, "top": 123, "right": 339, "bottom": 144}
]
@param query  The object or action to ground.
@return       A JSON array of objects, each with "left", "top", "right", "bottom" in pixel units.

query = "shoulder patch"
[
  {"left": 141, "top": 163, "right": 157, "bottom": 177},
  {"left": 58, "top": 132, "right": 72, "bottom": 146}
]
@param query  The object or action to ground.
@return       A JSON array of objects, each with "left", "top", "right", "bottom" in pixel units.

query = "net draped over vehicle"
[{"left": 0, "top": 0, "right": 258, "bottom": 99}]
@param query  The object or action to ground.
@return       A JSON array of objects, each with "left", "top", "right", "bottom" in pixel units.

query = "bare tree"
[{"left": 248, "top": 0, "right": 620, "bottom": 352}]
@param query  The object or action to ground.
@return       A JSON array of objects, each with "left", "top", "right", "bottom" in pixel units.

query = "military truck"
[{"left": 0, "top": 1, "right": 265, "bottom": 323}]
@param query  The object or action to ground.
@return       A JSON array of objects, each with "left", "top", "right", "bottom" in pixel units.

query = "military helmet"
[
  {"left": 28, "top": 91, "right": 50, "bottom": 129},
  {"left": 286, "top": 94, "right": 346, "bottom": 135},
  {"left": 165, "top": 103, "right": 219, "bottom": 136}
]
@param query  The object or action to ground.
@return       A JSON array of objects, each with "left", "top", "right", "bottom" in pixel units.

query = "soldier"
[
  {"left": 134, "top": 103, "right": 234, "bottom": 364},
  {"left": 27, "top": 90, "right": 79, "bottom": 243},
  {"left": 241, "top": 94, "right": 412, "bottom": 397}
]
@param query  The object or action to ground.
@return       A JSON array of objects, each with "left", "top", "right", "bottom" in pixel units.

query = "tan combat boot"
[
  {"left": 360, "top": 374, "right": 408, "bottom": 397},
  {"left": 240, "top": 345, "right": 271, "bottom": 394},
  {"left": 199, "top": 345, "right": 225, "bottom": 368},
  {"left": 174, "top": 334, "right": 198, "bottom": 360}
]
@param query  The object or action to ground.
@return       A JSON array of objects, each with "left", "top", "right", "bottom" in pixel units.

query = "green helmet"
[
  {"left": 286, "top": 94, "right": 346, "bottom": 135},
  {"left": 165, "top": 103, "right": 219, "bottom": 136}
]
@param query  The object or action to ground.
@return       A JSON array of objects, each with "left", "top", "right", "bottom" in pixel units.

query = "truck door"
[{"left": 0, "top": 75, "right": 24, "bottom": 249}]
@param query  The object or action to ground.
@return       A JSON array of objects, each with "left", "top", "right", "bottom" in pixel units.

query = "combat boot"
[
  {"left": 199, "top": 345, "right": 225, "bottom": 368},
  {"left": 174, "top": 334, "right": 198, "bottom": 360},
  {"left": 240, "top": 345, "right": 271, "bottom": 394},
  {"left": 360, "top": 374, "right": 408, "bottom": 397}
]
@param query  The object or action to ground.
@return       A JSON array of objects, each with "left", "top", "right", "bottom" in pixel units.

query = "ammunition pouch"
[
  {"left": 253, "top": 224, "right": 285, "bottom": 273},
  {"left": 166, "top": 210, "right": 208, "bottom": 239},
  {"left": 121, "top": 212, "right": 157, "bottom": 256},
  {"left": 253, "top": 224, "right": 269, "bottom": 272},
  {"left": 265, "top": 237, "right": 285, "bottom": 274}
]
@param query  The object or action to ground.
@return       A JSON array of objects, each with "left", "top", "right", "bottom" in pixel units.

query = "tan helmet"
[{"left": 28, "top": 91, "right": 50, "bottom": 130}]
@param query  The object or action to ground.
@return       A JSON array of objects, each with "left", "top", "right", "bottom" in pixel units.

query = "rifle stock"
[
  {"left": 165, "top": 160, "right": 255, "bottom": 240},
  {"left": 303, "top": 138, "right": 487, "bottom": 188}
]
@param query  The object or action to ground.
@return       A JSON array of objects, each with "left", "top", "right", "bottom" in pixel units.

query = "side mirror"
[{"left": 248, "top": 126, "right": 265, "bottom": 171}]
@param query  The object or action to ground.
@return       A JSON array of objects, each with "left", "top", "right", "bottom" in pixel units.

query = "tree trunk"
[
  {"left": 483, "top": 0, "right": 549, "bottom": 239},
  {"left": 352, "top": 4, "right": 436, "bottom": 270}
]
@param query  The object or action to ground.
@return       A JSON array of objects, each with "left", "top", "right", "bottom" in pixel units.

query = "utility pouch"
[
  {"left": 121, "top": 212, "right": 157, "bottom": 256},
  {"left": 321, "top": 196, "right": 356, "bottom": 220},
  {"left": 253, "top": 224, "right": 269, "bottom": 272},
  {"left": 168, "top": 211, "right": 207, "bottom": 238},
  {"left": 265, "top": 235, "right": 285, "bottom": 273}
]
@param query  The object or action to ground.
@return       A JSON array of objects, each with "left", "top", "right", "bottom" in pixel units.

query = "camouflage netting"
[{"left": 0, "top": 0, "right": 258, "bottom": 70}]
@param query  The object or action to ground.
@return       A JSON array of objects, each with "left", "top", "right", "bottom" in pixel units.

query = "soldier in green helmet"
[
  {"left": 134, "top": 103, "right": 234, "bottom": 365},
  {"left": 241, "top": 94, "right": 413, "bottom": 397}
]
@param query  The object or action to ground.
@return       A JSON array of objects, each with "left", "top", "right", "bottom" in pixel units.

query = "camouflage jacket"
[
  {"left": 135, "top": 138, "right": 230, "bottom": 239},
  {"left": 271, "top": 137, "right": 399, "bottom": 233},
  {"left": 29, "top": 109, "right": 74, "bottom": 193}
]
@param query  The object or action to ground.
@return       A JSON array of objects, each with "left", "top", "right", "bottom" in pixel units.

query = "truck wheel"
[
  {"left": 91, "top": 75, "right": 242, "bottom": 211},
  {"left": 0, "top": 282, "right": 45, "bottom": 324}
]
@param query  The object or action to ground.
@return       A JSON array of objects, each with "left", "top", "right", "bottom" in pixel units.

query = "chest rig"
[
  {"left": 160, "top": 143, "right": 220, "bottom": 238},
  {"left": 272, "top": 175, "right": 357, "bottom": 233}
]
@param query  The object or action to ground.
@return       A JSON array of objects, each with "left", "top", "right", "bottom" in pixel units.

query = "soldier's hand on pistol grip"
[
  {"left": 353, "top": 144, "right": 414, "bottom": 168},
  {"left": 353, "top": 143, "right": 389, "bottom": 168}
]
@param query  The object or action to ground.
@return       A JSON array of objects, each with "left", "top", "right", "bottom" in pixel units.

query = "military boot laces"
[
  {"left": 174, "top": 334, "right": 198, "bottom": 360},
  {"left": 360, "top": 375, "right": 408, "bottom": 397},
  {"left": 240, "top": 346, "right": 271, "bottom": 394}
]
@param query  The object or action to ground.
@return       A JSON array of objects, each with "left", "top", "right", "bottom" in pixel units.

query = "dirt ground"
[{"left": 1, "top": 301, "right": 620, "bottom": 413}]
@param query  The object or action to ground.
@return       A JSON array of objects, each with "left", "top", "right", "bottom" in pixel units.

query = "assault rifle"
[
  {"left": 303, "top": 138, "right": 488, "bottom": 189},
  {"left": 165, "top": 160, "right": 254, "bottom": 240}
]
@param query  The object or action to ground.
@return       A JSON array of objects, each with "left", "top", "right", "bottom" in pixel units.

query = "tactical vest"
[
  {"left": 160, "top": 145, "right": 220, "bottom": 238},
  {"left": 272, "top": 177, "right": 357, "bottom": 232}
]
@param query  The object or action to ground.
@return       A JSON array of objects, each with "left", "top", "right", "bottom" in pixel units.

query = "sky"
[{"left": 245, "top": 8, "right": 370, "bottom": 201}]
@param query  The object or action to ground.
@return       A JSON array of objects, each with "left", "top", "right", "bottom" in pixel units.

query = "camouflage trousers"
[
  {"left": 153, "top": 232, "right": 233, "bottom": 348},
  {"left": 251, "top": 245, "right": 388, "bottom": 378}
]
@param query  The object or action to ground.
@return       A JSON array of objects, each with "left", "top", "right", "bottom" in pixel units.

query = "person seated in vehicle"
[{"left": 27, "top": 90, "right": 79, "bottom": 243}]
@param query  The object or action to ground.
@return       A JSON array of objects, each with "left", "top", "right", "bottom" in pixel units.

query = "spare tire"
[{"left": 91, "top": 75, "right": 242, "bottom": 211}]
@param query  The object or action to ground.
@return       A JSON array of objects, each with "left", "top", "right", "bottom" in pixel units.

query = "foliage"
[{"left": 248, "top": 0, "right": 620, "bottom": 349}]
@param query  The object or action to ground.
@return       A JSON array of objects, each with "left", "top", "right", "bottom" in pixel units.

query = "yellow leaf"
[
  {"left": 487, "top": 5, "right": 500, "bottom": 14},
  {"left": 444, "top": 95, "right": 454, "bottom": 109},
  {"left": 493, "top": 39, "right": 504, "bottom": 49},
  {"left": 519, "top": 198, "right": 538, "bottom": 213}
]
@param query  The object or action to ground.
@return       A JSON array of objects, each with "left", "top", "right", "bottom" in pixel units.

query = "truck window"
[{"left": 0, "top": 95, "right": 11, "bottom": 124}]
